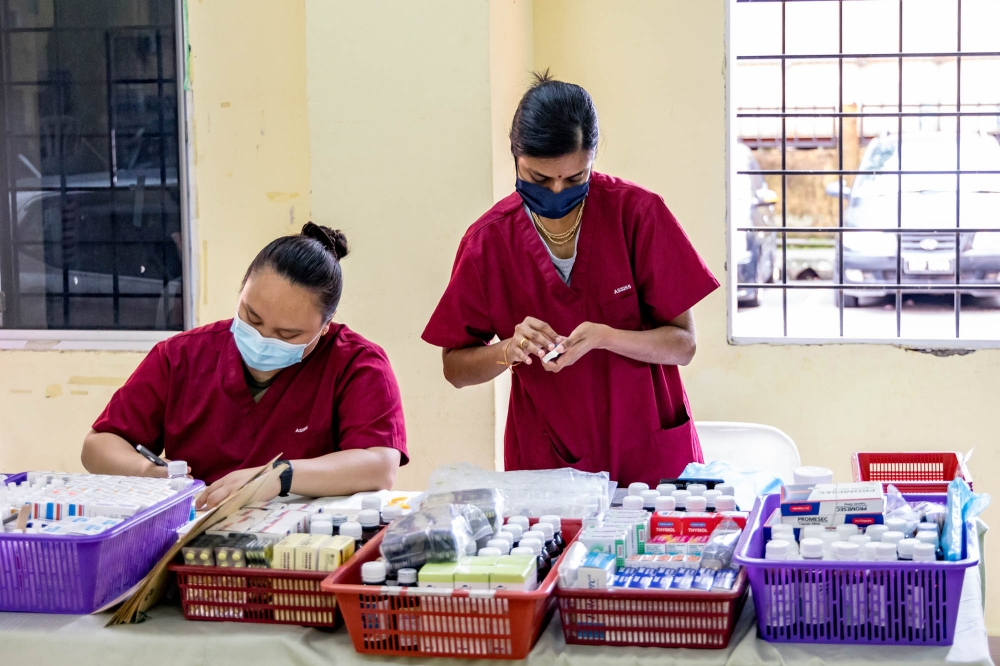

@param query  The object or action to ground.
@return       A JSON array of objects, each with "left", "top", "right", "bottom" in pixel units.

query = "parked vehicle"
[
  {"left": 734, "top": 143, "right": 779, "bottom": 307},
  {"left": 828, "top": 131, "right": 1000, "bottom": 307}
]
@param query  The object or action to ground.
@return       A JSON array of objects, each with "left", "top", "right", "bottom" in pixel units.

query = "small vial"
[
  {"left": 361, "top": 495, "right": 383, "bottom": 512},
  {"left": 715, "top": 495, "right": 737, "bottom": 513},
  {"left": 671, "top": 489, "right": 691, "bottom": 511},
  {"left": 834, "top": 541, "right": 860, "bottom": 561},
  {"left": 836, "top": 524, "right": 859, "bottom": 541},
  {"left": 686, "top": 496, "right": 707, "bottom": 513},
  {"left": 328, "top": 513, "right": 348, "bottom": 530},
  {"left": 487, "top": 538, "right": 511, "bottom": 555},
  {"left": 538, "top": 516, "right": 564, "bottom": 552},
  {"left": 381, "top": 504, "right": 403, "bottom": 525},
  {"left": 340, "top": 521, "right": 363, "bottom": 551},
  {"left": 896, "top": 538, "right": 920, "bottom": 561},
  {"left": 622, "top": 495, "right": 644, "bottom": 511},
  {"left": 800, "top": 538, "right": 823, "bottom": 560},
  {"left": 507, "top": 516, "right": 530, "bottom": 532},
  {"left": 715, "top": 484, "right": 735, "bottom": 498},
  {"left": 654, "top": 496, "right": 675, "bottom": 513},
  {"left": 862, "top": 541, "right": 881, "bottom": 562},
  {"left": 628, "top": 482, "right": 650, "bottom": 497},
  {"left": 640, "top": 489, "right": 660, "bottom": 511},
  {"left": 703, "top": 489, "right": 722, "bottom": 511},
  {"left": 874, "top": 542, "right": 898, "bottom": 562},
  {"left": 912, "top": 543, "right": 937, "bottom": 562},
  {"left": 686, "top": 483, "right": 707, "bottom": 497},
  {"left": 358, "top": 509, "right": 382, "bottom": 544},
  {"left": 656, "top": 483, "right": 677, "bottom": 496},
  {"left": 881, "top": 531, "right": 905, "bottom": 546},
  {"left": 866, "top": 524, "right": 889, "bottom": 541},
  {"left": 362, "top": 561, "right": 387, "bottom": 586},
  {"left": 397, "top": 568, "right": 417, "bottom": 587},
  {"left": 765, "top": 539, "right": 790, "bottom": 561},
  {"left": 167, "top": 460, "right": 188, "bottom": 479}
]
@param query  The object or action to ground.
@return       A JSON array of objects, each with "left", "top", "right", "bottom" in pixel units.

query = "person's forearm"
[
  {"left": 442, "top": 343, "right": 510, "bottom": 388},
  {"left": 600, "top": 320, "right": 697, "bottom": 366},
  {"left": 81, "top": 429, "right": 163, "bottom": 477},
  {"left": 289, "top": 447, "right": 402, "bottom": 497}
]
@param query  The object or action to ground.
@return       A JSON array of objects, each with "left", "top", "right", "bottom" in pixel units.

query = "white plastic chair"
[{"left": 695, "top": 421, "right": 801, "bottom": 485}]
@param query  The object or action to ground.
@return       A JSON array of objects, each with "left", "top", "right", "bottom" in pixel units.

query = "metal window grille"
[
  {"left": 733, "top": 0, "right": 1000, "bottom": 344},
  {"left": 0, "top": 0, "right": 182, "bottom": 331}
]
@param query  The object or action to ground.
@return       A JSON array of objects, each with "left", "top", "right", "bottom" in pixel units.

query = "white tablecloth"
[{"left": 0, "top": 566, "right": 991, "bottom": 666}]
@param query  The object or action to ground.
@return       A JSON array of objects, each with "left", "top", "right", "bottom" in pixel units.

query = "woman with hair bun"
[
  {"left": 82, "top": 223, "right": 407, "bottom": 508},
  {"left": 424, "top": 72, "right": 717, "bottom": 486}
]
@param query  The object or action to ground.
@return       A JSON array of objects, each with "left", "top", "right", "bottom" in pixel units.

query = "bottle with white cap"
[
  {"left": 503, "top": 524, "right": 524, "bottom": 548},
  {"left": 536, "top": 522, "right": 559, "bottom": 559},
  {"left": 715, "top": 484, "right": 735, "bottom": 499},
  {"left": 654, "top": 496, "right": 676, "bottom": 513},
  {"left": 507, "top": 516, "right": 530, "bottom": 531},
  {"left": 340, "top": 521, "right": 364, "bottom": 551},
  {"left": 628, "top": 482, "right": 650, "bottom": 497},
  {"left": 381, "top": 504, "right": 403, "bottom": 526},
  {"left": 478, "top": 546, "right": 503, "bottom": 558},
  {"left": 771, "top": 524, "right": 797, "bottom": 553},
  {"left": 906, "top": 544, "right": 936, "bottom": 631},
  {"left": 622, "top": 495, "right": 644, "bottom": 512},
  {"left": 537, "top": 516, "right": 564, "bottom": 552},
  {"left": 834, "top": 541, "right": 860, "bottom": 561},
  {"left": 765, "top": 540, "right": 794, "bottom": 627},
  {"left": 819, "top": 531, "right": 840, "bottom": 560},
  {"left": 310, "top": 517, "right": 333, "bottom": 536},
  {"left": 800, "top": 538, "right": 826, "bottom": 625},
  {"left": 881, "top": 531, "right": 905, "bottom": 547},
  {"left": 896, "top": 538, "right": 920, "bottom": 561},
  {"left": 836, "top": 524, "right": 859, "bottom": 541},
  {"left": 915, "top": 530, "right": 939, "bottom": 549},
  {"left": 640, "top": 489, "right": 660, "bottom": 512},
  {"left": 861, "top": 541, "right": 880, "bottom": 562},
  {"left": 703, "top": 489, "right": 722, "bottom": 512},
  {"left": 362, "top": 561, "right": 386, "bottom": 586},
  {"left": 866, "top": 524, "right": 889, "bottom": 541},
  {"left": 671, "top": 489, "right": 690, "bottom": 512},
  {"left": 510, "top": 546, "right": 535, "bottom": 557},
  {"left": 656, "top": 483, "right": 677, "bottom": 496},
  {"left": 520, "top": 537, "right": 549, "bottom": 579},
  {"left": 361, "top": 495, "right": 383, "bottom": 512},
  {"left": 801, "top": 525, "right": 826, "bottom": 541},
  {"left": 167, "top": 460, "right": 188, "bottom": 479},
  {"left": 871, "top": 543, "right": 899, "bottom": 628},
  {"left": 916, "top": 522, "right": 939, "bottom": 535},
  {"left": 522, "top": 531, "right": 550, "bottom": 569},
  {"left": 884, "top": 517, "right": 907, "bottom": 536},
  {"left": 848, "top": 534, "right": 871, "bottom": 547},
  {"left": 912, "top": 542, "right": 936, "bottom": 563},
  {"left": 686, "top": 496, "right": 708, "bottom": 513},
  {"left": 715, "top": 495, "right": 737, "bottom": 513},
  {"left": 835, "top": 542, "right": 866, "bottom": 626},
  {"left": 497, "top": 529, "right": 516, "bottom": 547},
  {"left": 686, "top": 483, "right": 707, "bottom": 497},
  {"left": 487, "top": 538, "right": 511, "bottom": 555},
  {"left": 358, "top": 509, "right": 382, "bottom": 545}
]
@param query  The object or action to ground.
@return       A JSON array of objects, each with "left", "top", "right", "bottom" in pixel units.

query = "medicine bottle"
[
  {"left": 328, "top": 513, "right": 348, "bottom": 530},
  {"left": 881, "top": 531, "right": 905, "bottom": 547},
  {"left": 358, "top": 509, "right": 382, "bottom": 544},
  {"left": 622, "top": 495, "right": 644, "bottom": 511},
  {"left": 478, "top": 546, "right": 503, "bottom": 558},
  {"left": 381, "top": 504, "right": 402, "bottom": 526},
  {"left": 538, "top": 516, "right": 565, "bottom": 552},
  {"left": 361, "top": 495, "right": 383, "bottom": 512},
  {"left": 340, "top": 520, "right": 364, "bottom": 551},
  {"left": 716, "top": 495, "right": 737, "bottom": 513},
  {"left": 800, "top": 538, "right": 823, "bottom": 561},
  {"left": 654, "top": 496, "right": 675, "bottom": 513},
  {"left": 836, "top": 524, "right": 859, "bottom": 541},
  {"left": 628, "top": 482, "right": 649, "bottom": 497},
  {"left": 833, "top": 541, "right": 860, "bottom": 561},
  {"left": 497, "top": 529, "right": 517, "bottom": 550},
  {"left": 487, "top": 538, "right": 511, "bottom": 555},
  {"left": 656, "top": 483, "right": 677, "bottom": 496},
  {"left": 703, "top": 489, "right": 721, "bottom": 512},
  {"left": 510, "top": 546, "right": 535, "bottom": 557},
  {"left": 686, "top": 483, "right": 707, "bottom": 497},
  {"left": 912, "top": 542, "right": 936, "bottom": 562},
  {"left": 861, "top": 541, "right": 880, "bottom": 562},
  {"left": 640, "top": 490, "right": 660, "bottom": 512},
  {"left": 520, "top": 537, "right": 549, "bottom": 579},
  {"left": 715, "top": 483, "right": 735, "bottom": 498},
  {"left": 522, "top": 530, "right": 550, "bottom": 567},
  {"left": 167, "top": 460, "right": 188, "bottom": 479},
  {"left": 865, "top": 524, "right": 889, "bottom": 541},
  {"left": 686, "top": 496, "right": 707, "bottom": 513},
  {"left": 507, "top": 516, "right": 530, "bottom": 532},
  {"left": 310, "top": 519, "right": 333, "bottom": 536},
  {"left": 765, "top": 540, "right": 789, "bottom": 561},
  {"left": 536, "top": 522, "right": 559, "bottom": 559},
  {"left": 397, "top": 568, "right": 417, "bottom": 587},
  {"left": 362, "top": 561, "right": 387, "bottom": 586},
  {"left": 896, "top": 538, "right": 920, "bottom": 561},
  {"left": 503, "top": 523, "right": 523, "bottom": 548},
  {"left": 915, "top": 531, "right": 939, "bottom": 548},
  {"left": 671, "top": 489, "right": 690, "bottom": 512}
]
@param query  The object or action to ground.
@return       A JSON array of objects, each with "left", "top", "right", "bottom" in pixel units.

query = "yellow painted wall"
[
  {"left": 0, "top": 0, "right": 312, "bottom": 474},
  {"left": 533, "top": 0, "right": 999, "bottom": 628},
  {"left": 305, "top": 0, "right": 499, "bottom": 488}
]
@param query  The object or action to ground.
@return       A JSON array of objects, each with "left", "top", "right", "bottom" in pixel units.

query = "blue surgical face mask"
[
  {"left": 230, "top": 311, "right": 324, "bottom": 372},
  {"left": 515, "top": 174, "right": 590, "bottom": 219}
]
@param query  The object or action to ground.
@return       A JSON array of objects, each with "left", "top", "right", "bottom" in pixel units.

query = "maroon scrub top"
[
  {"left": 422, "top": 172, "right": 718, "bottom": 486},
  {"left": 93, "top": 320, "right": 408, "bottom": 484}
]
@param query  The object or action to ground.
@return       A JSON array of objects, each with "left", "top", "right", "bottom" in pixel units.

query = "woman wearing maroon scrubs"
[
  {"left": 82, "top": 223, "right": 407, "bottom": 508},
  {"left": 423, "top": 73, "right": 718, "bottom": 486}
]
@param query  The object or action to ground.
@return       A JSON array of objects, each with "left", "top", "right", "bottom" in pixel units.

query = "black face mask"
[{"left": 515, "top": 166, "right": 590, "bottom": 218}]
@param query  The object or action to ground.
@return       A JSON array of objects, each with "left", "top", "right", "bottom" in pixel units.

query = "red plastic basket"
[
  {"left": 171, "top": 565, "right": 341, "bottom": 627},
  {"left": 322, "top": 520, "right": 581, "bottom": 660},
  {"left": 555, "top": 569, "right": 748, "bottom": 649},
  {"left": 852, "top": 451, "right": 972, "bottom": 493}
]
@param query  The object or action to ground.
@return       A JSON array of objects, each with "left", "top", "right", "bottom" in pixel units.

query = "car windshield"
[{"left": 854, "top": 134, "right": 1000, "bottom": 195}]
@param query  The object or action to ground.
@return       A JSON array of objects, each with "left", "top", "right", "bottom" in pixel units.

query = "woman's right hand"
[{"left": 510, "top": 317, "right": 564, "bottom": 364}]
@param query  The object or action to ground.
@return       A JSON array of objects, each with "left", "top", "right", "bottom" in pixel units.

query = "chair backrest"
[{"left": 695, "top": 421, "right": 801, "bottom": 485}]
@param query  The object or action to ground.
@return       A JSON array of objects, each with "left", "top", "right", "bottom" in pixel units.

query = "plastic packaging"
[
  {"left": 419, "top": 488, "right": 505, "bottom": 533},
  {"left": 556, "top": 541, "right": 589, "bottom": 589},
  {"left": 700, "top": 518, "right": 743, "bottom": 570},
  {"left": 942, "top": 477, "right": 990, "bottom": 561},
  {"left": 680, "top": 460, "right": 781, "bottom": 513},
  {"left": 379, "top": 504, "right": 485, "bottom": 572},
  {"left": 425, "top": 464, "right": 610, "bottom": 517}
]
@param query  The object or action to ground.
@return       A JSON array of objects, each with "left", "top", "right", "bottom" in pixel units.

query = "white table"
[{"left": 0, "top": 566, "right": 990, "bottom": 665}]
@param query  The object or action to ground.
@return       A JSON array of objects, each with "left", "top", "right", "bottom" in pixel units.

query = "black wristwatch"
[{"left": 273, "top": 459, "right": 293, "bottom": 497}]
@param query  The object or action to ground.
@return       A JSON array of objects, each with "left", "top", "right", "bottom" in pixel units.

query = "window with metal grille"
[
  {"left": 0, "top": 0, "right": 183, "bottom": 331},
  {"left": 731, "top": 0, "right": 1000, "bottom": 346}
]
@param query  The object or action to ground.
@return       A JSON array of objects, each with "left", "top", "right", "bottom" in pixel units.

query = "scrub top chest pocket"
[{"left": 598, "top": 286, "right": 642, "bottom": 331}]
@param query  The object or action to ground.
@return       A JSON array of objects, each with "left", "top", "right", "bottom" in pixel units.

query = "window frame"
[
  {"left": 0, "top": 0, "right": 194, "bottom": 348},
  {"left": 726, "top": 0, "right": 1000, "bottom": 350}
]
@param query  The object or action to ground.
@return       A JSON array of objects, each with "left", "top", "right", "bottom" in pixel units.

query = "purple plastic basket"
[
  {"left": 0, "top": 477, "right": 203, "bottom": 614},
  {"left": 734, "top": 493, "right": 978, "bottom": 646}
]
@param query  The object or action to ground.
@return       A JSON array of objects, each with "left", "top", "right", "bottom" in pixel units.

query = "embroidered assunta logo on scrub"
[
  {"left": 295, "top": 426, "right": 309, "bottom": 433},
  {"left": 614, "top": 284, "right": 633, "bottom": 295}
]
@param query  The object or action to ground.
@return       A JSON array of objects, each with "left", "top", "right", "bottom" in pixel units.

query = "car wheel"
[{"left": 833, "top": 291, "right": 860, "bottom": 308}]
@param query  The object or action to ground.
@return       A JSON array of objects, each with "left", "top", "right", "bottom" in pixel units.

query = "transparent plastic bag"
[
  {"left": 420, "top": 488, "right": 505, "bottom": 534},
  {"left": 425, "top": 464, "right": 610, "bottom": 517},
  {"left": 700, "top": 518, "right": 743, "bottom": 570},
  {"left": 680, "top": 460, "right": 781, "bottom": 512},
  {"left": 379, "top": 504, "right": 488, "bottom": 572}
]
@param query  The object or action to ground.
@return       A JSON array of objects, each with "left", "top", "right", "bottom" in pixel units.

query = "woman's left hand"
[
  {"left": 544, "top": 322, "right": 611, "bottom": 372},
  {"left": 196, "top": 466, "right": 281, "bottom": 510}
]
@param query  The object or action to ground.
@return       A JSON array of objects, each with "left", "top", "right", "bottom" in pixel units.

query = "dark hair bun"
[{"left": 301, "top": 222, "right": 349, "bottom": 260}]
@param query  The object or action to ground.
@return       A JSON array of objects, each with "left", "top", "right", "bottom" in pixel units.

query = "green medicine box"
[
  {"left": 460, "top": 555, "right": 500, "bottom": 567},
  {"left": 454, "top": 565, "right": 492, "bottom": 590},
  {"left": 489, "top": 559, "right": 538, "bottom": 592},
  {"left": 418, "top": 562, "right": 458, "bottom": 589}
]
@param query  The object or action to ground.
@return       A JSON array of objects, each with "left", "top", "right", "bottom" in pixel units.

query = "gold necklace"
[{"left": 531, "top": 201, "right": 585, "bottom": 246}]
